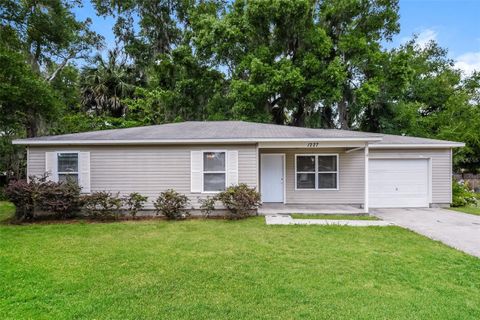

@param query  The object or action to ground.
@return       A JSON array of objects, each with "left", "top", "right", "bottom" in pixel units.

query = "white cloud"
[
  {"left": 399, "top": 28, "right": 438, "bottom": 49},
  {"left": 416, "top": 28, "right": 438, "bottom": 49},
  {"left": 455, "top": 52, "right": 480, "bottom": 76}
]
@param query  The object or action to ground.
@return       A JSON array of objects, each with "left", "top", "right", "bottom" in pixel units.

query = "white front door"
[
  {"left": 369, "top": 159, "right": 430, "bottom": 208},
  {"left": 261, "top": 154, "right": 284, "bottom": 202}
]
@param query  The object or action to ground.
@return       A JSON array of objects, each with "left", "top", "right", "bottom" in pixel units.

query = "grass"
[
  {"left": 0, "top": 201, "right": 14, "bottom": 222},
  {"left": 290, "top": 213, "right": 379, "bottom": 220},
  {"left": 449, "top": 206, "right": 480, "bottom": 216},
  {"left": 1, "top": 201, "right": 480, "bottom": 319}
]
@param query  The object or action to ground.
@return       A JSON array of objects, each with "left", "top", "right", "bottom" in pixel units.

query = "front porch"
[
  {"left": 257, "top": 203, "right": 365, "bottom": 215},
  {"left": 258, "top": 142, "right": 370, "bottom": 213}
]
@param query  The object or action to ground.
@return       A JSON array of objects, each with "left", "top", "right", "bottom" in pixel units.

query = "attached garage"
[{"left": 369, "top": 159, "right": 430, "bottom": 208}]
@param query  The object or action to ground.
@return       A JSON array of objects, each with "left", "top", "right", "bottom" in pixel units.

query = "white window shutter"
[
  {"left": 191, "top": 151, "right": 202, "bottom": 193},
  {"left": 45, "top": 152, "right": 57, "bottom": 182},
  {"left": 227, "top": 150, "right": 239, "bottom": 186},
  {"left": 79, "top": 152, "right": 91, "bottom": 193}
]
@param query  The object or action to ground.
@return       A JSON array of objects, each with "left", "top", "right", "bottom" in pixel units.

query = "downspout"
[
  {"left": 26, "top": 146, "right": 30, "bottom": 183},
  {"left": 364, "top": 142, "right": 369, "bottom": 213}
]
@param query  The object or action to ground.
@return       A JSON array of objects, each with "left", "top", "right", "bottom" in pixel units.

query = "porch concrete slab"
[
  {"left": 265, "top": 215, "right": 294, "bottom": 225},
  {"left": 371, "top": 208, "right": 480, "bottom": 258},
  {"left": 258, "top": 204, "right": 365, "bottom": 215},
  {"left": 265, "top": 215, "right": 394, "bottom": 226}
]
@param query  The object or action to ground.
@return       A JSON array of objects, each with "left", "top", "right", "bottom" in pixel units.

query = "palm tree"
[{"left": 81, "top": 49, "right": 138, "bottom": 117}]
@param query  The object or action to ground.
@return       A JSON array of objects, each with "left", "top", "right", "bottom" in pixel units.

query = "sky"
[{"left": 73, "top": 0, "right": 480, "bottom": 75}]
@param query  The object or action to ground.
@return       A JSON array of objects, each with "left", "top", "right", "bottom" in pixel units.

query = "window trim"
[
  {"left": 201, "top": 150, "right": 227, "bottom": 193},
  {"left": 294, "top": 154, "right": 339, "bottom": 191},
  {"left": 56, "top": 151, "right": 80, "bottom": 182}
]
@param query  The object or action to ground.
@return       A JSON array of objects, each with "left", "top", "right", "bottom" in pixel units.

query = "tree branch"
[{"left": 46, "top": 52, "right": 76, "bottom": 83}]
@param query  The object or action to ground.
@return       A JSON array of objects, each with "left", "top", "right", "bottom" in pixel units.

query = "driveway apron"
[{"left": 372, "top": 208, "right": 480, "bottom": 258}]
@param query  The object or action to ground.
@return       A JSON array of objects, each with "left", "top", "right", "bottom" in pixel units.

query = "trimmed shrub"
[
  {"left": 199, "top": 196, "right": 216, "bottom": 218},
  {"left": 5, "top": 178, "right": 40, "bottom": 221},
  {"left": 215, "top": 184, "right": 261, "bottom": 220},
  {"left": 37, "top": 180, "right": 82, "bottom": 218},
  {"left": 82, "top": 191, "right": 123, "bottom": 219},
  {"left": 154, "top": 189, "right": 189, "bottom": 220},
  {"left": 5, "top": 174, "right": 83, "bottom": 221},
  {"left": 452, "top": 180, "right": 478, "bottom": 207},
  {"left": 0, "top": 187, "right": 8, "bottom": 201},
  {"left": 123, "top": 192, "right": 148, "bottom": 218}
]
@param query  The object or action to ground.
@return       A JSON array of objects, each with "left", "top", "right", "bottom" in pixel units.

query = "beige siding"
[
  {"left": 369, "top": 148, "right": 452, "bottom": 204},
  {"left": 27, "top": 144, "right": 453, "bottom": 208},
  {"left": 260, "top": 148, "right": 365, "bottom": 205},
  {"left": 28, "top": 145, "right": 257, "bottom": 209}
]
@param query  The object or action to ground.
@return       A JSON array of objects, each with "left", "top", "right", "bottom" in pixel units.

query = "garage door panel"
[{"left": 369, "top": 159, "right": 429, "bottom": 208}]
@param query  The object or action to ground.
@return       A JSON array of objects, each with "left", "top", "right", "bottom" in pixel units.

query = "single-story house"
[{"left": 13, "top": 121, "right": 464, "bottom": 213}]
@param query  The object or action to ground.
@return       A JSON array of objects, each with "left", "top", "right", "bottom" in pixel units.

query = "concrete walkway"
[
  {"left": 372, "top": 208, "right": 480, "bottom": 258},
  {"left": 265, "top": 215, "right": 394, "bottom": 226},
  {"left": 259, "top": 204, "right": 364, "bottom": 215}
]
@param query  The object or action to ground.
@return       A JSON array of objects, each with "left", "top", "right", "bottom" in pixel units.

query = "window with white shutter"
[
  {"left": 78, "top": 152, "right": 91, "bottom": 193},
  {"left": 227, "top": 150, "right": 238, "bottom": 186},
  {"left": 57, "top": 153, "right": 79, "bottom": 183},
  {"left": 45, "top": 151, "right": 91, "bottom": 193},
  {"left": 191, "top": 151, "right": 203, "bottom": 193},
  {"left": 45, "top": 152, "right": 57, "bottom": 182},
  {"left": 191, "top": 150, "right": 240, "bottom": 193},
  {"left": 203, "top": 151, "right": 226, "bottom": 192}
]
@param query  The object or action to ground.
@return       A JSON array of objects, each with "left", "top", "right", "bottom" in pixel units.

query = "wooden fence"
[{"left": 453, "top": 173, "right": 480, "bottom": 192}]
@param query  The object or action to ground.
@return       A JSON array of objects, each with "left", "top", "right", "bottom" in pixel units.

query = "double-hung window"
[
  {"left": 203, "top": 151, "right": 226, "bottom": 192},
  {"left": 296, "top": 154, "right": 338, "bottom": 190},
  {"left": 57, "top": 153, "right": 79, "bottom": 183}
]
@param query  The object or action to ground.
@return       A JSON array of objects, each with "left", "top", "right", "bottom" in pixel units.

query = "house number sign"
[{"left": 306, "top": 142, "right": 319, "bottom": 147}]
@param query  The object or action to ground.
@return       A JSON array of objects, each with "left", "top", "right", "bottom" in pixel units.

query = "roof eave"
[
  {"left": 370, "top": 143, "right": 465, "bottom": 149},
  {"left": 12, "top": 137, "right": 383, "bottom": 146}
]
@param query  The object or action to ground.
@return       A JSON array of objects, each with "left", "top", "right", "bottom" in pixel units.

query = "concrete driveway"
[{"left": 371, "top": 208, "right": 480, "bottom": 258}]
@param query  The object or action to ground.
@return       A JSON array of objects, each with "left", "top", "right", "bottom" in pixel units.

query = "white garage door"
[{"left": 369, "top": 159, "right": 429, "bottom": 208}]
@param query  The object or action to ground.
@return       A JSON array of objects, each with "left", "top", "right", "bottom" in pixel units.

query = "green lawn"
[
  {"left": 0, "top": 201, "right": 14, "bottom": 222},
  {"left": 291, "top": 213, "right": 379, "bottom": 220},
  {"left": 1, "top": 202, "right": 480, "bottom": 319},
  {"left": 450, "top": 206, "right": 480, "bottom": 216}
]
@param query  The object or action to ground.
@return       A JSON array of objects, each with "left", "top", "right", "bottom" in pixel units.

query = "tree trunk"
[
  {"left": 291, "top": 105, "right": 305, "bottom": 127},
  {"left": 338, "top": 99, "right": 349, "bottom": 129},
  {"left": 320, "top": 105, "right": 335, "bottom": 128},
  {"left": 25, "top": 116, "right": 39, "bottom": 138}
]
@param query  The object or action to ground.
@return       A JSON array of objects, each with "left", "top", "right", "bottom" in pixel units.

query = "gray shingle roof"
[{"left": 12, "top": 121, "right": 463, "bottom": 147}]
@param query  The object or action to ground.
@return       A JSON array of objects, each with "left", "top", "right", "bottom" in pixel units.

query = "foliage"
[
  {"left": 4, "top": 175, "right": 82, "bottom": 220},
  {"left": 452, "top": 180, "right": 478, "bottom": 207},
  {"left": 4, "top": 179, "right": 39, "bottom": 221},
  {"left": 1, "top": 0, "right": 480, "bottom": 177},
  {"left": 215, "top": 184, "right": 261, "bottom": 220},
  {"left": 52, "top": 113, "right": 142, "bottom": 135},
  {"left": 193, "top": 0, "right": 400, "bottom": 127},
  {"left": 0, "top": 44, "right": 61, "bottom": 135},
  {"left": 0, "top": 187, "right": 7, "bottom": 201},
  {"left": 81, "top": 49, "right": 141, "bottom": 117},
  {"left": 199, "top": 196, "right": 216, "bottom": 218},
  {"left": 0, "top": 0, "right": 102, "bottom": 137},
  {"left": 153, "top": 189, "right": 190, "bottom": 220},
  {"left": 37, "top": 179, "right": 82, "bottom": 218},
  {"left": 123, "top": 192, "right": 148, "bottom": 218},
  {"left": 82, "top": 191, "right": 123, "bottom": 219}
]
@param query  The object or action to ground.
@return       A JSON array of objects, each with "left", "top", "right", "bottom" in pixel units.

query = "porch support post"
[
  {"left": 256, "top": 144, "right": 261, "bottom": 204},
  {"left": 364, "top": 143, "right": 369, "bottom": 213}
]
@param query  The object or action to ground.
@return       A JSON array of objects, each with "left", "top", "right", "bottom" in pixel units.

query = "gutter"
[
  {"left": 12, "top": 137, "right": 383, "bottom": 146},
  {"left": 369, "top": 143, "right": 465, "bottom": 149}
]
